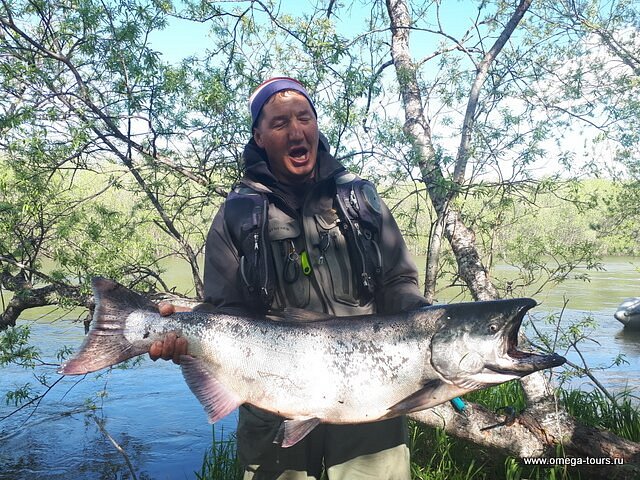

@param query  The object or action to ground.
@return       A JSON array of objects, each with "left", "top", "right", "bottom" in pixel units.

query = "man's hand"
[{"left": 149, "top": 303, "right": 191, "bottom": 364}]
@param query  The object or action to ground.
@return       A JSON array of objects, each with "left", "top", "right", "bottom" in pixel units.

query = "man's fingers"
[
  {"left": 158, "top": 302, "right": 192, "bottom": 316},
  {"left": 161, "top": 332, "right": 177, "bottom": 361},
  {"left": 158, "top": 302, "right": 176, "bottom": 316},
  {"left": 148, "top": 332, "right": 187, "bottom": 363},
  {"left": 173, "top": 337, "right": 188, "bottom": 364},
  {"left": 149, "top": 340, "right": 163, "bottom": 361}
]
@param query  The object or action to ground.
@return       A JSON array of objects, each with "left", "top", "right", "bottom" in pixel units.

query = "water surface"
[{"left": 1, "top": 320, "right": 236, "bottom": 480}]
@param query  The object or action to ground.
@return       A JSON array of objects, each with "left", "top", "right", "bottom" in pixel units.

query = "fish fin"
[
  {"left": 454, "top": 378, "right": 486, "bottom": 390},
  {"left": 385, "top": 379, "right": 468, "bottom": 417},
  {"left": 274, "top": 417, "right": 322, "bottom": 448},
  {"left": 58, "top": 277, "right": 154, "bottom": 375},
  {"left": 282, "top": 308, "right": 332, "bottom": 323},
  {"left": 180, "top": 355, "right": 241, "bottom": 423}
]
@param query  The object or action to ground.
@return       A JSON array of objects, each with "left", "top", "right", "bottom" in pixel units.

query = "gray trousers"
[{"left": 238, "top": 405, "right": 411, "bottom": 480}]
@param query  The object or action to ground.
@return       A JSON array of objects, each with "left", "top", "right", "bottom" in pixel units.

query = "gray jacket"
[{"left": 200, "top": 137, "right": 428, "bottom": 316}]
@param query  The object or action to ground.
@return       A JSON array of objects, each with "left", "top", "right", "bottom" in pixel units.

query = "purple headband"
[{"left": 248, "top": 77, "right": 317, "bottom": 126}]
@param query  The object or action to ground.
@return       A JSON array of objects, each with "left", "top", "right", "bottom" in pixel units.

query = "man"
[{"left": 151, "top": 77, "right": 429, "bottom": 479}]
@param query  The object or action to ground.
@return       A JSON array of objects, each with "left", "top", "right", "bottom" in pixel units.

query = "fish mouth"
[{"left": 487, "top": 301, "right": 566, "bottom": 375}]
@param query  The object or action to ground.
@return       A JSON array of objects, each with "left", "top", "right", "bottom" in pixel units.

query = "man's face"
[{"left": 253, "top": 91, "right": 319, "bottom": 185}]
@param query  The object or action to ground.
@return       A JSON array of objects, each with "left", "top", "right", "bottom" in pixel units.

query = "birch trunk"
[{"left": 385, "top": 0, "right": 499, "bottom": 302}]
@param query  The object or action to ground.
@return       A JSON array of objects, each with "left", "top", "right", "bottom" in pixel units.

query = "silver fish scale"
[{"left": 156, "top": 311, "right": 435, "bottom": 423}]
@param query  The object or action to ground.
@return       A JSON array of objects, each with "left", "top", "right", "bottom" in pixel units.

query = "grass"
[
  {"left": 560, "top": 388, "right": 640, "bottom": 442},
  {"left": 465, "top": 378, "right": 528, "bottom": 412},
  {"left": 195, "top": 427, "right": 242, "bottom": 480},
  {"left": 409, "top": 424, "right": 484, "bottom": 480},
  {"left": 196, "top": 383, "right": 639, "bottom": 480},
  {"left": 407, "top": 421, "right": 575, "bottom": 480}
]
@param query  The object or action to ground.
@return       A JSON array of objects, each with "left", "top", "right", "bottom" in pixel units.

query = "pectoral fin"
[
  {"left": 180, "top": 355, "right": 241, "bottom": 423},
  {"left": 385, "top": 380, "right": 469, "bottom": 417},
  {"left": 274, "top": 417, "right": 321, "bottom": 448}
]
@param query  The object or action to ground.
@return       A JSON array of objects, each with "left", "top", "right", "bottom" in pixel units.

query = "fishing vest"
[{"left": 223, "top": 173, "right": 383, "bottom": 315}]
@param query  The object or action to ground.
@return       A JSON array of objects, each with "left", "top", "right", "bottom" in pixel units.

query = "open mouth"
[
  {"left": 288, "top": 146, "right": 309, "bottom": 164},
  {"left": 488, "top": 301, "right": 566, "bottom": 374}
]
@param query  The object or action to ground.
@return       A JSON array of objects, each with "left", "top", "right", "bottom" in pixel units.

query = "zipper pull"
[
  {"left": 349, "top": 187, "right": 359, "bottom": 212},
  {"left": 318, "top": 233, "right": 330, "bottom": 265},
  {"left": 284, "top": 240, "right": 300, "bottom": 283},
  {"left": 252, "top": 232, "right": 259, "bottom": 268}
]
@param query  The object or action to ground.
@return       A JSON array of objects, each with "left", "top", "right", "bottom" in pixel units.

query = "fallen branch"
[
  {"left": 91, "top": 414, "right": 139, "bottom": 480},
  {"left": 409, "top": 399, "right": 640, "bottom": 479}
]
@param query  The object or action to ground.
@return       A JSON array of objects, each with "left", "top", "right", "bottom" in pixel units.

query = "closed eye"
[{"left": 269, "top": 116, "right": 289, "bottom": 129}]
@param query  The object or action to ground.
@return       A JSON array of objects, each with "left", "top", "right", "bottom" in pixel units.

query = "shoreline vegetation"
[{"left": 197, "top": 383, "right": 640, "bottom": 480}]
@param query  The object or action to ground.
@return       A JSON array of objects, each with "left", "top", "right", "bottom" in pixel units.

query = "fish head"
[{"left": 429, "top": 298, "right": 565, "bottom": 389}]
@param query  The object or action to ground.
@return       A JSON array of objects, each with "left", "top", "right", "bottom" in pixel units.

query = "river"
[{"left": 1, "top": 258, "right": 639, "bottom": 479}]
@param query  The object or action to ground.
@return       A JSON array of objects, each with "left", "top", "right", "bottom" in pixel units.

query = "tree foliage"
[{"left": 0, "top": 0, "right": 638, "bottom": 315}]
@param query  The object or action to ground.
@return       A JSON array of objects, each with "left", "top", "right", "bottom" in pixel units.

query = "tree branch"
[{"left": 453, "top": 0, "right": 533, "bottom": 184}]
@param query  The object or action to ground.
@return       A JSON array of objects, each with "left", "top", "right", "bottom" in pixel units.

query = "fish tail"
[{"left": 58, "top": 277, "right": 157, "bottom": 375}]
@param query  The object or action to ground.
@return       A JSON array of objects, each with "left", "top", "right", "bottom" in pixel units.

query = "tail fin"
[{"left": 58, "top": 277, "right": 158, "bottom": 375}]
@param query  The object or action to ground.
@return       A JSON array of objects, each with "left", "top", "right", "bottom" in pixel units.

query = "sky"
[{"left": 147, "top": 1, "right": 476, "bottom": 65}]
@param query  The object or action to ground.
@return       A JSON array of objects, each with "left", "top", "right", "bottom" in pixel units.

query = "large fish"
[{"left": 59, "top": 277, "right": 565, "bottom": 447}]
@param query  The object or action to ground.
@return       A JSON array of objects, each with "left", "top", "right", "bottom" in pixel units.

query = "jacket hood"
[{"left": 242, "top": 133, "right": 345, "bottom": 188}]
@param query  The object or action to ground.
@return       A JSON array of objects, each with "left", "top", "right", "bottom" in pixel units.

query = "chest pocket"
[
  {"left": 311, "top": 209, "right": 361, "bottom": 307},
  {"left": 268, "top": 207, "right": 310, "bottom": 309}
]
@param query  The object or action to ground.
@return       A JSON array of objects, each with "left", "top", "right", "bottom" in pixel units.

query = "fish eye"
[{"left": 488, "top": 323, "right": 499, "bottom": 334}]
